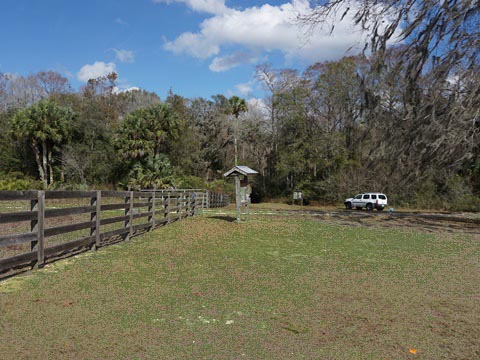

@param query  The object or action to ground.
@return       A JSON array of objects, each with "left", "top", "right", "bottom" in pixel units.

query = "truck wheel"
[
  {"left": 366, "top": 203, "right": 373, "bottom": 211},
  {"left": 345, "top": 202, "right": 352, "bottom": 210}
]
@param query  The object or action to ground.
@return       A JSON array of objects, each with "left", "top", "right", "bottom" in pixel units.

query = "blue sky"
[{"left": 0, "top": 0, "right": 371, "bottom": 99}]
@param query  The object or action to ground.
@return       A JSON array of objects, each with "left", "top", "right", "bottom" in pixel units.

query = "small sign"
[{"left": 293, "top": 191, "right": 302, "bottom": 200}]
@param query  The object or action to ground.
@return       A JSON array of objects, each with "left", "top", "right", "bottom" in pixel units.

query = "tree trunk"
[
  {"left": 47, "top": 149, "right": 54, "bottom": 185},
  {"left": 42, "top": 140, "right": 48, "bottom": 186},
  {"left": 32, "top": 139, "right": 47, "bottom": 187}
]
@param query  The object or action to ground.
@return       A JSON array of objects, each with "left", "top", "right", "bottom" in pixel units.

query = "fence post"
[
  {"left": 167, "top": 192, "right": 171, "bottom": 224},
  {"left": 129, "top": 192, "right": 134, "bottom": 238},
  {"left": 177, "top": 192, "right": 181, "bottom": 217},
  {"left": 150, "top": 189, "right": 156, "bottom": 230},
  {"left": 30, "top": 192, "right": 38, "bottom": 254},
  {"left": 182, "top": 191, "right": 187, "bottom": 217},
  {"left": 90, "top": 192, "right": 98, "bottom": 250},
  {"left": 33, "top": 191, "right": 45, "bottom": 268},
  {"left": 190, "top": 191, "right": 193, "bottom": 216},
  {"left": 95, "top": 191, "right": 101, "bottom": 249},
  {"left": 125, "top": 193, "right": 131, "bottom": 240},
  {"left": 186, "top": 191, "right": 190, "bottom": 216},
  {"left": 192, "top": 191, "right": 195, "bottom": 215},
  {"left": 182, "top": 190, "right": 186, "bottom": 218}
]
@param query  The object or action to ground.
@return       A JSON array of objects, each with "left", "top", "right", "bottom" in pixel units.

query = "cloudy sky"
[{"left": 0, "top": 0, "right": 372, "bottom": 98}]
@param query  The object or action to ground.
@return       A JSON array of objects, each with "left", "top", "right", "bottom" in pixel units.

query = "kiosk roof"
[{"left": 224, "top": 166, "right": 258, "bottom": 178}]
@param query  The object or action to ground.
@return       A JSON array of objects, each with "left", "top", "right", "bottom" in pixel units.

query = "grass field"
[{"left": 0, "top": 210, "right": 479, "bottom": 359}]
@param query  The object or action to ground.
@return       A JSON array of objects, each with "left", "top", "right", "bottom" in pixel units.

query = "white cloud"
[
  {"left": 153, "top": 0, "right": 229, "bottom": 15},
  {"left": 209, "top": 52, "right": 258, "bottom": 72},
  {"left": 122, "top": 86, "right": 141, "bottom": 92},
  {"left": 164, "top": 32, "right": 220, "bottom": 58},
  {"left": 113, "top": 49, "right": 135, "bottom": 63},
  {"left": 163, "top": 0, "right": 398, "bottom": 70},
  {"left": 112, "top": 86, "right": 141, "bottom": 94},
  {"left": 235, "top": 82, "right": 253, "bottom": 96},
  {"left": 77, "top": 61, "right": 116, "bottom": 82}
]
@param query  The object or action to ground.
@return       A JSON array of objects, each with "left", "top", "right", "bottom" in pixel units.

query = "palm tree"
[
  {"left": 11, "top": 100, "right": 73, "bottom": 186},
  {"left": 228, "top": 96, "right": 247, "bottom": 166}
]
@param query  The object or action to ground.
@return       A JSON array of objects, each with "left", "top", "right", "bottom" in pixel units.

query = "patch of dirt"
[{"left": 264, "top": 209, "right": 480, "bottom": 234}]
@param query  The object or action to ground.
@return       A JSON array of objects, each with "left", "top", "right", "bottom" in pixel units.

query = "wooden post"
[
  {"left": 30, "top": 193, "right": 38, "bottom": 253},
  {"left": 95, "top": 191, "right": 101, "bottom": 249},
  {"left": 125, "top": 193, "right": 131, "bottom": 240},
  {"left": 184, "top": 191, "right": 187, "bottom": 216},
  {"left": 177, "top": 192, "right": 181, "bottom": 216},
  {"left": 235, "top": 176, "right": 241, "bottom": 223},
  {"left": 189, "top": 191, "right": 193, "bottom": 216},
  {"left": 129, "top": 192, "right": 134, "bottom": 238},
  {"left": 182, "top": 190, "right": 186, "bottom": 217},
  {"left": 192, "top": 191, "right": 196, "bottom": 216},
  {"left": 90, "top": 192, "right": 99, "bottom": 250},
  {"left": 167, "top": 192, "right": 171, "bottom": 224},
  {"left": 184, "top": 190, "right": 188, "bottom": 217},
  {"left": 151, "top": 189, "right": 156, "bottom": 229},
  {"left": 36, "top": 191, "right": 45, "bottom": 267}
]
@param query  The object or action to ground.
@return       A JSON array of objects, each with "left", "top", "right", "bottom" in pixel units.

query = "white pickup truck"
[{"left": 344, "top": 193, "right": 388, "bottom": 211}]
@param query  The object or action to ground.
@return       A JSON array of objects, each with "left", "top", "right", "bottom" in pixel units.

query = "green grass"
[{"left": 0, "top": 212, "right": 479, "bottom": 359}]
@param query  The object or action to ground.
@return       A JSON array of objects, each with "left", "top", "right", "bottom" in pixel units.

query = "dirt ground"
[{"left": 241, "top": 205, "right": 480, "bottom": 235}]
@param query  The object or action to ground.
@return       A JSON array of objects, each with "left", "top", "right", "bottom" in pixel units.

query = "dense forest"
[{"left": 0, "top": 1, "right": 478, "bottom": 210}]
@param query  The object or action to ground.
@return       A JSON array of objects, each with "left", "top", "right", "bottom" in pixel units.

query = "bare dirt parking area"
[
  {"left": 299, "top": 210, "right": 479, "bottom": 235},
  {"left": 242, "top": 203, "right": 480, "bottom": 235}
]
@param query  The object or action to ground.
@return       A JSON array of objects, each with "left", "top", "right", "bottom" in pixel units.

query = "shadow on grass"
[
  {"left": 0, "top": 267, "right": 32, "bottom": 282},
  {"left": 208, "top": 215, "right": 237, "bottom": 223}
]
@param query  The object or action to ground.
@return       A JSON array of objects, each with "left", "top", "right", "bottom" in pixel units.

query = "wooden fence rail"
[{"left": 0, "top": 189, "right": 230, "bottom": 278}]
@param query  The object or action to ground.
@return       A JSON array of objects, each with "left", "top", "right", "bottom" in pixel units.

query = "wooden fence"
[{"left": 0, "top": 190, "right": 230, "bottom": 278}]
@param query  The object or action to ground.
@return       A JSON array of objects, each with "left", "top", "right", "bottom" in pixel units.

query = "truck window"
[
  {"left": 363, "top": 194, "right": 370, "bottom": 199},
  {"left": 371, "top": 195, "right": 377, "bottom": 199}
]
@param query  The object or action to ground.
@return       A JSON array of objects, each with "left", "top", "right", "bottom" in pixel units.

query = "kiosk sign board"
[{"left": 293, "top": 191, "right": 303, "bottom": 206}]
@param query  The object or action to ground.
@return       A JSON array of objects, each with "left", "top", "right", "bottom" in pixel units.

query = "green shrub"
[
  {"left": 176, "top": 175, "right": 206, "bottom": 189},
  {"left": 0, "top": 172, "right": 44, "bottom": 190}
]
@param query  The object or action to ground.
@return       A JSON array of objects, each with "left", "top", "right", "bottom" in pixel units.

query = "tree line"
[{"left": 0, "top": 1, "right": 478, "bottom": 209}]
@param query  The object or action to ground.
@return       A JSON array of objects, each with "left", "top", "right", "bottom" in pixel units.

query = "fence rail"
[{"left": 0, "top": 189, "right": 230, "bottom": 278}]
